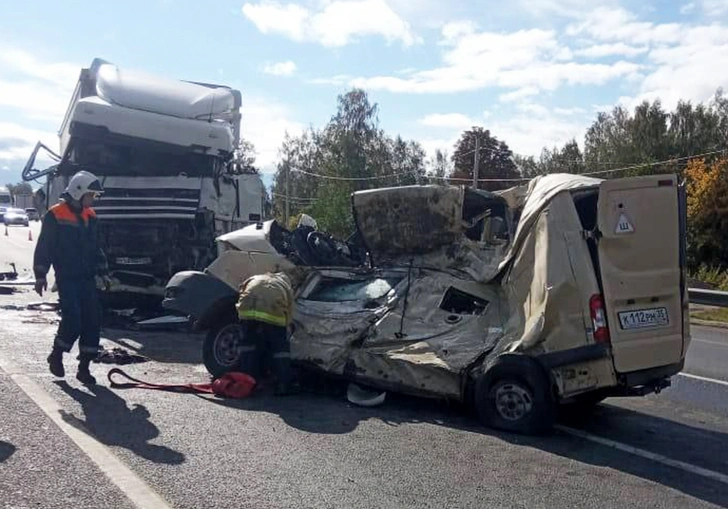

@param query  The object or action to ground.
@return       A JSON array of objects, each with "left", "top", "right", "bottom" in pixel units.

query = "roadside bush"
[
  {"left": 688, "top": 265, "right": 728, "bottom": 290},
  {"left": 685, "top": 157, "right": 728, "bottom": 270}
]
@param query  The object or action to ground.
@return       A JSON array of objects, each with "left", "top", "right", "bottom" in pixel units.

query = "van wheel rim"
[
  {"left": 494, "top": 382, "right": 533, "bottom": 421},
  {"left": 214, "top": 324, "right": 243, "bottom": 366}
]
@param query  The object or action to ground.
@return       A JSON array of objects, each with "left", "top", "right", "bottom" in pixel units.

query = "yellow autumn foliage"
[{"left": 685, "top": 157, "right": 728, "bottom": 267}]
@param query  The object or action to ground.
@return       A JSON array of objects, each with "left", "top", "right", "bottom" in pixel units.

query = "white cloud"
[
  {"left": 701, "top": 0, "right": 728, "bottom": 16},
  {"left": 618, "top": 24, "right": 728, "bottom": 111},
  {"left": 418, "top": 135, "right": 460, "bottom": 161},
  {"left": 516, "top": 0, "right": 621, "bottom": 19},
  {"left": 680, "top": 3, "right": 696, "bottom": 14},
  {"left": 440, "top": 20, "right": 478, "bottom": 42},
  {"left": 418, "top": 113, "right": 479, "bottom": 130},
  {"left": 307, "top": 74, "right": 353, "bottom": 86},
  {"left": 0, "top": 122, "right": 57, "bottom": 163},
  {"left": 0, "top": 48, "right": 78, "bottom": 121},
  {"left": 566, "top": 7, "right": 682, "bottom": 45},
  {"left": 262, "top": 61, "right": 297, "bottom": 76},
  {"left": 489, "top": 110, "right": 590, "bottom": 156},
  {"left": 499, "top": 86, "right": 540, "bottom": 103},
  {"left": 554, "top": 107, "right": 586, "bottom": 115},
  {"left": 574, "top": 43, "right": 648, "bottom": 58},
  {"left": 342, "top": 24, "right": 640, "bottom": 94},
  {"left": 240, "top": 96, "right": 303, "bottom": 173},
  {"left": 0, "top": 79, "right": 72, "bottom": 119},
  {"left": 0, "top": 49, "right": 79, "bottom": 88},
  {"left": 2, "top": 165, "right": 10, "bottom": 171},
  {"left": 242, "top": 0, "right": 420, "bottom": 47},
  {"left": 417, "top": 107, "right": 589, "bottom": 158}
]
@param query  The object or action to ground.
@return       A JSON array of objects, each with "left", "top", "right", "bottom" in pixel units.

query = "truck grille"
[{"left": 93, "top": 180, "right": 201, "bottom": 220}]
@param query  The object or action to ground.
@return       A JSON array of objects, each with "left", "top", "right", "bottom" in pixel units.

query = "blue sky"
[{"left": 2, "top": 0, "right": 728, "bottom": 189}]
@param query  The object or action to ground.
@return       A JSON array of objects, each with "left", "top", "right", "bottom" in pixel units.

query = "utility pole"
[
  {"left": 285, "top": 163, "right": 290, "bottom": 227},
  {"left": 472, "top": 136, "right": 480, "bottom": 188}
]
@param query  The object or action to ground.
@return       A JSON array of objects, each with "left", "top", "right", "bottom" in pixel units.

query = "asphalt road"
[
  {"left": 685, "top": 326, "right": 728, "bottom": 383},
  {"left": 2, "top": 229, "right": 728, "bottom": 508},
  {"left": 0, "top": 220, "right": 53, "bottom": 289}
]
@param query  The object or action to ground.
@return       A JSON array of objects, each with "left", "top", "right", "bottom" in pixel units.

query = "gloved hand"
[
  {"left": 96, "top": 275, "right": 113, "bottom": 291},
  {"left": 34, "top": 277, "right": 47, "bottom": 297}
]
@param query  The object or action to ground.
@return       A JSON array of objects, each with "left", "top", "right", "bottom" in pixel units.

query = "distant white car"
[
  {"left": 4, "top": 208, "right": 29, "bottom": 227},
  {"left": 25, "top": 208, "right": 40, "bottom": 221}
]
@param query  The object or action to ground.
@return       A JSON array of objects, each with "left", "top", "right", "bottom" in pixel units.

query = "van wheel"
[
  {"left": 203, "top": 321, "right": 246, "bottom": 378},
  {"left": 473, "top": 355, "right": 555, "bottom": 435}
]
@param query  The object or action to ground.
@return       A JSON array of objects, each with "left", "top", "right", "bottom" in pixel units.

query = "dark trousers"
[
  {"left": 238, "top": 320, "right": 292, "bottom": 387},
  {"left": 53, "top": 277, "right": 101, "bottom": 358}
]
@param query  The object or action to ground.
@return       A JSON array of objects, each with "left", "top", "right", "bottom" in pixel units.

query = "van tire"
[
  {"left": 473, "top": 355, "right": 555, "bottom": 435},
  {"left": 203, "top": 320, "right": 246, "bottom": 378}
]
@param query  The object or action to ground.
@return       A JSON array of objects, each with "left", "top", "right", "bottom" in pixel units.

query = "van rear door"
[{"left": 596, "top": 174, "right": 686, "bottom": 374}]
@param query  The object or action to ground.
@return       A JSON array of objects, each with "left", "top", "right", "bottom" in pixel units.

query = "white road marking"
[
  {"left": 679, "top": 372, "right": 728, "bottom": 387},
  {"left": 0, "top": 359, "right": 173, "bottom": 509},
  {"left": 556, "top": 425, "right": 728, "bottom": 486}
]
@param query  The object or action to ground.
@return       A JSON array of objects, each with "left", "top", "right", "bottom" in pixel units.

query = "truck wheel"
[
  {"left": 473, "top": 355, "right": 555, "bottom": 435},
  {"left": 203, "top": 321, "right": 246, "bottom": 378}
]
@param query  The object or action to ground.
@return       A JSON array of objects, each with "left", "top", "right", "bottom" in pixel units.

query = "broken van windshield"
[{"left": 308, "top": 277, "right": 402, "bottom": 302}]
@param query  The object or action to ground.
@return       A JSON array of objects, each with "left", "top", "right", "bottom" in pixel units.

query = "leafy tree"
[
  {"left": 428, "top": 148, "right": 452, "bottom": 182},
  {"left": 450, "top": 127, "right": 519, "bottom": 191},
  {"left": 270, "top": 88, "right": 428, "bottom": 237},
  {"left": 5, "top": 182, "right": 33, "bottom": 198},
  {"left": 668, "top": 100, "right": 722, "bottom": 157},
  {"left": 537, "top": 139, "right": 586, "bottom": 175},
  {"left": 230, "top": 138, "right": 259, "bottom": 174},
  {"left": 685, "top": 157, "right": 728, "bottom": 268},
  {"left": 512, "top": 154, "right": 541, "bottom": 178}
]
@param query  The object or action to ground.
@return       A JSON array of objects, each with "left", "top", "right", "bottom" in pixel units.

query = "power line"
[
  {"left": 291, "top": 167, "right": 420, "bottom": 181},
  {"left": 270, "top": 191, "right": 317, "bottom": 201},
  {"left": 581, "top": 149, "right": 727, "bottom": 177},
  {"left": 281, "top": 148, "right": 727, "bottom": 186}
]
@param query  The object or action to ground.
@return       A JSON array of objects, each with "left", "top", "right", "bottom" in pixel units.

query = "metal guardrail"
[{"left": 689, "top": 288, "right": 728, "bottom": 307}]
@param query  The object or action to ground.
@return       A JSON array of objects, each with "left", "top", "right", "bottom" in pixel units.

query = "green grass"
[{"left": 691, "top": 308, "right": 728, "bottom": 323}]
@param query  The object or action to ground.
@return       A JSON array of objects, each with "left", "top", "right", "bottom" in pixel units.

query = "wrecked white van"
[{"left": 163, "top": 173, "right": 690, "bottom": 434}]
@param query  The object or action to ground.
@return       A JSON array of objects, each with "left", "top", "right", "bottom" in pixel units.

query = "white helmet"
[
  {"left": 64, "top": 171, "right": 104, "bottom": 201},
  {"left": 297, "top": 213, "right": 317, "bottom": 229}
]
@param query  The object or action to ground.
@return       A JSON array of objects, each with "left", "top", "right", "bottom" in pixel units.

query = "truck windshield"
[{"left": 63, "top": 139, "right": 218, "bottom": 177}]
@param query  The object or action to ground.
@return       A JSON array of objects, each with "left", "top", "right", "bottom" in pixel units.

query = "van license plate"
[{"left": 618, "top": 307, "right": 669, "bottom": 330}]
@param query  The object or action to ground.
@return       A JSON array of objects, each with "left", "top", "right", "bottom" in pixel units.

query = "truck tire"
[
  {"left": 202, "top": 321, "right": 247, "bottom": 378},
  {"left": 473, "top": 355, "right": 556, "bottom": 435}
]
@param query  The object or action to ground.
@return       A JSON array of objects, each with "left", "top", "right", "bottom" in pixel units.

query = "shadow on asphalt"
[
  {"left": 54, "top": 380, "right": 186, "bottom": 465},
  {"left": 533, "top": 401, "right": 728, "bottom": 509},
  {"left": 198, "top": 371, "right": 480, "bottom": 436},
  {"left": 101, "top": 328, "right": 203, "bottom": 365},
  {"left": 203, "top": 375, "right": 728, "bottom": 508},
  {"left": 0, "top": 440, "right": 16, "bottom": 462}
]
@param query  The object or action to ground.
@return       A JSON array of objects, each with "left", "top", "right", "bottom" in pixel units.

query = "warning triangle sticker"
[{"left": 615, "top": 213, "right": 634, "bottom": 234}]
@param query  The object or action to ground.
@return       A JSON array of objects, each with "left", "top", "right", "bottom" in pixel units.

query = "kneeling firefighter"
[
  {"left": 33, "top": 170, "right": 109, "bottom": 385},
  {"left": 235, "top": 271, "right": 300, "bottom": 396}
]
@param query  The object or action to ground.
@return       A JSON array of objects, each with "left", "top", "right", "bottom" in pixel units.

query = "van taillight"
[{"left": 590, "top": 294, "right": 610, "bottom": 344}]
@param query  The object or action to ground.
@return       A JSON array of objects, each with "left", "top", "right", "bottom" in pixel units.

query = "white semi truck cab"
[{"left": 23, "top": 58, "right": 266, "bottom": 307}]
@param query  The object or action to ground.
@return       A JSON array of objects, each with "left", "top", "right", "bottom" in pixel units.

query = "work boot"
[
  {"left": 47, "top": 348, "right": 64, "bottom": 377},
  {"left": 76, "top": 358, "right": 96, "bottom": 385}
]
